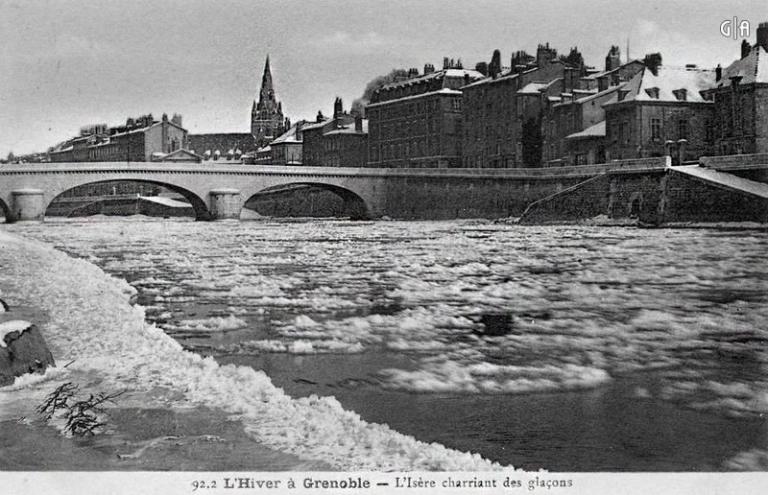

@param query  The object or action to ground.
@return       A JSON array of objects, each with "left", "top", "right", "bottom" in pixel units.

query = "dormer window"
[
  {"left": 645, "top": 87, "right": 660, "bottom": 99},
  {"left": 672, "top": 88, "right": 687, "bottom": 101}
]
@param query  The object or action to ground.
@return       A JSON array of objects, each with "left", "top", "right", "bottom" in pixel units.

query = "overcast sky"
[{"left": 1, "top": 0, "right": 765, "bottom": 156}]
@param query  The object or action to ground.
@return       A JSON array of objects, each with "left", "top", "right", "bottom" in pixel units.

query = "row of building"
[
  {"left": 259, "top": 22, "right": 767, "bottom": 169},
  {"left": 34, "top": 22, "right": 768, "bottom": 168}
]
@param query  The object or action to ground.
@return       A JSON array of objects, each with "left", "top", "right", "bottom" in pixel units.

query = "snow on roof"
[
  {"left": 625, "top": 66, "right": 715, "bottom": 103},
  {"left": 325, "top": 120, "right": 368, "bottom": 135},
  {"left": 300, "top": 120, "right": 329, "bottom": 131},
  {"left": 461, "top": 66, "right": 538, "bottom": 89},
  {"left": 717, "top": 45, "right": 768, "bottom": 88},
  {"left": 581, "top": 59, "right": 643, "bottom": 80},
  {"left": 566, "top": 120, "right": 606, "bottom": 140},
  {"left": 271, "top": 123, "right": 302, "bottom": 144},
  {"left": 378, "top": 68, "right": 483, "bottom": 91},
  {"left": 518, "top": 82, "right": 549, "bottom": 95},
  {"left": 553, "top": 84, "right": 622, "bottom": 108},
  {"left": 366, "top": 88, "right": 463, "bottom": 107}
]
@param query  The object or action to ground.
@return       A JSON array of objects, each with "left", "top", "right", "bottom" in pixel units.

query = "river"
[{"left": 2, "top": 217, "right": 768, "bottom": 471}]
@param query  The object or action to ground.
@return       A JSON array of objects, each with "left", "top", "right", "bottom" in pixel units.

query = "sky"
[{"left": 1, "top": 0, "right": 766, "bottom": 157}]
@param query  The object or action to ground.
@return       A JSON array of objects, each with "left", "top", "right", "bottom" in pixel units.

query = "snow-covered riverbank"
[{"left": 0, "top": 228, "right": 501, "bottom": 471}]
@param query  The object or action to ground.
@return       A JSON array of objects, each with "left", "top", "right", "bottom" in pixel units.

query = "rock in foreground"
[{"left": 1, "top": 320, "right": 56, "bottom": 386}]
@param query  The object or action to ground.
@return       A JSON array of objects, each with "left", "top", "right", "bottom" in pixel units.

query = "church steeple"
[
  {"left": 260, "top": 55, "right": 274, "bottom": 102},
  {"left": 251, "top": 55, "right": 286, "bottom": 147}
]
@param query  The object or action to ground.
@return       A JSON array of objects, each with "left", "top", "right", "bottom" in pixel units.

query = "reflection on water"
[{"left": 8, "top": 217, "right": 768, "bottom": 470}]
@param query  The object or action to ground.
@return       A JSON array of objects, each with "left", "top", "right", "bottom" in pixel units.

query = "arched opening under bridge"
[
  {"left": 243, "top": 183, "right": 370, "bottom": 220},
  {"left": 45, "top": 180, "right": 210, "bottom": 221},
  {"left": 0, "top": 198, "right": 9, "bottom": 223}
]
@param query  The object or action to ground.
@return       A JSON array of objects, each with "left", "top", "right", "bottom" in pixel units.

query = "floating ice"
[
  {"left": 0, "top": 229, "right": 502, "bottom": 470},
  {"left": 379, "top": 361, "right": 611, "bottom": 394},
  {"left": 0, "top": 320, "right": 32, "bottom": 347},
  {"left": 166, "top": 315, "right": 248, "bottom": 332}
]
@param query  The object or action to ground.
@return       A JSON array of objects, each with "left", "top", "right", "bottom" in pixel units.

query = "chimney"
[
  {"left": 316, "top": 110, "right": 325, "bottom": 123},
  {"left": 758, "top": 22, "right": 768, "bottom": 52},
  {"left": 333, "top": 97, "right": 343, "bottom": 119},
  {"left": 424, "top": 63, "right": 435, "bottom": 75},
  {"left": 355, "top": 115, "right": 363, "bottom": 132},
  {"left": 715, "top": 64, "right": 722, "bottom": 82},
  {"left": 443, "top": 57, "right": 450, "bottom": 69},
  {"left": 408, "top": 67, "right": 419, "bottom": 78},
  {"left": 597, "top": 75, "right": 608, "bottom": 92},
  {"left": 741, "top": 39, "right": 751, "bottom": 59},
  {"left": 295, "top": 121, "right": 304, "bottom": 141}
]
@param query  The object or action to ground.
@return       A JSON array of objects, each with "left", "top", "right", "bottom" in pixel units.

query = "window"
[
  {"left": 678, "top": 119, "right": 688, "bottom": 140},
  {"left": 650, "top": 118, "right": 662, "bottom": 141}
]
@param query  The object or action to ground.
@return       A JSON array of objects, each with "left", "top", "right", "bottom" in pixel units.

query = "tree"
[
  {"left": 6, "top": 151, "right": 15, "bottom": 163},
  {"left": 351, "top": 68, "right": 409, "bottom": 117},
  {"left": 521, "top": 118, "right": 543, "bottom": 167}
]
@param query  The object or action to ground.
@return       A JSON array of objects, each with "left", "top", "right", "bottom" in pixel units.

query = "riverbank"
[{"left": 0, "top": 228, "right": 501, "bottom": 471}]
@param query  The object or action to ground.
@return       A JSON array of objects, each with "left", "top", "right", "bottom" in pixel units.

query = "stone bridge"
[
  {"left": 0, "top": 159, "right": 688, "bottom": 223},
  {"left": 0, "top": 162, "right": 394, "bottom": 222}
]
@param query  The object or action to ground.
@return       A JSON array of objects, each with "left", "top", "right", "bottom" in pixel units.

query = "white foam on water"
[
  {"left": 0, "top": 230, "right": 502, "bottom": 471},
  {"left": 166, "top": 315, "right": 248, "bottom": 332},
  {"left": 379, "top": 361, "right": 611, "bottom": 394}
]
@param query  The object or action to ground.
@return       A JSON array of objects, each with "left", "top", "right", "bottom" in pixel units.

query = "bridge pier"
[
  {"left": 8, "top": 189, "right": 45, "bottom": 223},
  {"left": 209, "top": 188, "right": 242, "bottom": 220}
]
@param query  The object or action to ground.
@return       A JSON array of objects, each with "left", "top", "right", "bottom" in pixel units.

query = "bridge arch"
[
  {"left": 244, "top": 182, "right": 371, "bottom": 220},
  {"left": 0, "top": 197, "right": 9, "bottom": 223},
  {"left": 45, "top": 179, "right": 212, "bottom": 221}
]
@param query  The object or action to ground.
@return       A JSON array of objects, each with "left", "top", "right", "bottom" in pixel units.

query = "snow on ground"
[
  {"left": 0, "top": 228, "right": 502, "bottom": 471},
  {"left": 0, "top": 320, "right": 32, "bottom": 346}
]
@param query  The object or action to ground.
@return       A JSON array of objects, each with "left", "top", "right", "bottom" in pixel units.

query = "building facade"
[
  {"left": 49, "top": 114, "right": 188, "bottom": 162},
  {"left": 707, "top": 23, "right": 768, "bottom": 155},
  {"left": 540, "top": 50, "right": 645, "bottom": 166},
  {"left": 251, "top": 56, "right": 288, "bottom": 147},
  {"left": 366, "top": 62, "right": 483, "bottom": 168},
  {"left": 252, "top": 121, "right": 304, "bottom": 165},
  {"left": 461, "top": 45, "right": 578, "bottom": 168},
  {"left": 302, "top": 99, "right": 368, "bottom": 167},
  {"left": 188, "top": 133, "right": 257, "bottom": 161},
  {"left": 602, "top": 66, "right": 716, "bottom": 163}
]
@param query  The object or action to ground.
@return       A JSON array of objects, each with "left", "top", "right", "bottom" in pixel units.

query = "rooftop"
[
  {"left": 366, "top": 88, "right": 463, "bottom": 108},
  {"left": 566, "top": 120, "right": 606, "bottom": 140},
  {"left": 716, "top": 45, "right": 768, "bottom": 88},
  {"left": 271, "top": 122, "right": 303, "bottom": 144},
  {"left": 325, "top": 120, "right": 368, "bottom": 136},
  {"left": 606, "top": 66, "right": 715, "bottom": 105},
  {"left": 377, "top": 68, "right": 484, "bottom": 92}
]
